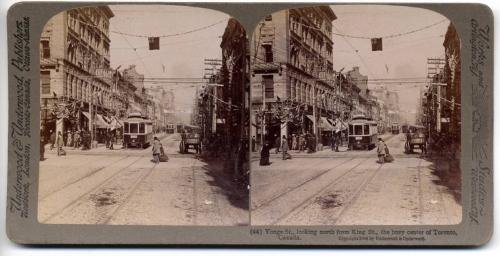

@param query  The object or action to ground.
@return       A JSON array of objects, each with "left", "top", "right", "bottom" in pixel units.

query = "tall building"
[
  {"left": 346, "top": 66, "right": 372, "bottom": 117},
  {"left": 251, "top": 7, "right": 337, "bottom": 142},
  {"left": 122, "top": 65, "right": 146, "bottom": 114},
  {"left": 371, "top": 85, "right": 401, "bottom": 127},
  {"left": 40, "top": 6, "right": 115, "bottom": 140}
]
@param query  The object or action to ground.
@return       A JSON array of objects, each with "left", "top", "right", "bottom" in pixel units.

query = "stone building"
[
  {"left": 251, "top": 6, "right": 337, "bottom": 142},
  {"left": 40, "top": 6, "right": 115, "bottom": 141},
  {"left": 122, "top": 65, "right": 146, "bottom": 114}
]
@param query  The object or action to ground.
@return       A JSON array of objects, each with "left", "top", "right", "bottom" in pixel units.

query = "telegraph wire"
[
  {"left": 332, "top": 23, "right": 377, "bottom": 79},
  {"left": 110, "top": 19, "right": 227, "bottom": 38},
  {"left": 296, "top": 18, "right": 448, "bottom": 40}
]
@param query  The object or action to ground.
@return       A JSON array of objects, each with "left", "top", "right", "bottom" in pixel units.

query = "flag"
[
  {"left": 371, "top": 38, "right": 382, "bottom": 51},
  {"left": 148, "top": 37, "right": 160, "bottom": 50}
]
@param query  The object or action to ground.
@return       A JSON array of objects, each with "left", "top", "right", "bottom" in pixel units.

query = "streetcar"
[
  {"left": 123, "top": 112, "right": 154, "bottom": 149},
  {"left": 391, "top": 122, "right": 400, "bottom": 134},
  {"left": 348, "top": 115, "right": 378, "bottom": 150},
  {"left": 166, "top": 123, "right": 175, "bottom": 134}
]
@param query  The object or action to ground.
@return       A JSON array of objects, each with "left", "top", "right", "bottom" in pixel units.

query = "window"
[
  {"left": 130, "top": 123, "right": 138, "bottom": 133},
  {"left": 41, "top": 71, "right": 50, "bottom": 94},
  {"left": 364, "top": 125, "right": 369, "bottom": 135},
  {"left": 354, "top": 125, "right": 363, "bottom": 135},
  {"left": 139, "top": 123, "right": 145, "bottom": 133},
  {"left": 263, "top": 44, "right": 273, "bottom": 63},
  {"left": 41, "top": 40, "right": 50, "bottom": 58},
  {"left": 124, "top": 122, "right": 129, "bottom": 133},
  {"left": 263, "top": 75, "right": 274, "bottom": 99}
]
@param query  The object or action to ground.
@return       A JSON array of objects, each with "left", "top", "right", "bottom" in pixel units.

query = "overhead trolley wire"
[{"left": 110, "top": 19, "right": 228, "bottom": 38}]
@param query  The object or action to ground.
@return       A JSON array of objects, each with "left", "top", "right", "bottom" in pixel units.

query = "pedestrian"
[
  {"left": 152, "top": 136, "right": 161, "bottom": 164},
  {"left": 291, "top": 134, "right": 297, "bottom": 151},
  {"left": 105, "top": 129, "right": 110, "bottom": 148},
  {"left": 405, "top": 130, "right": 412, "bottom": 153},
  {"left": 49, "top": 130, "right": 55, "bottom": 150},
  {"left": 331, "top": 132, "right": 336, "bottom": 151},
  {"left": 335, "top": 130, "right": 340, "bottom": 152},
  {"left": 109, "top": 131, "right": 114, "bottom": 150},
  {"left": 56, "top": 131, "right": 64, "bottom": 156},
  {"left": 260, "top": 141, "right": 271, "bottom": 166},
  {"left": 299, "top": 133, "right": 307, "bottom": 152},
  {"left": 274, "top": 135, "right": 280, "bottom": 154},
  {"left": 251, "top": 136, "right": 256, "bottom": 152},
  {"left": 376, "top": 138, "right": 386, "bottom": 164},
  {"left": 307, "top": 133, "right": 315, "bottom": 153},
  {"left": 422, "top": 133, "right": 428, "bottom": 156},
  {"left": 281, "top": 135, "right": 291, "bottom": 160},
  {"left": 159, "top": 142, "right": 169, "bottom": 162},
  {"left": 73, "top": 130, "right": 80, "bottom": 149},
  {"left": 66, "top": 130, "right": 73, "bottom": 147},
  {"left": 63, "top": 131, "right": 69, "bottom": 147}
]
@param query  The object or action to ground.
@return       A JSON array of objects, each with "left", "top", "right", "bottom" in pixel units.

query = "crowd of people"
[
  {"left": 39, "top": 127, "right": 120, "bottom": 160},
  {"left": 257, "top": 130, "right": 396, "bottom": 166}
]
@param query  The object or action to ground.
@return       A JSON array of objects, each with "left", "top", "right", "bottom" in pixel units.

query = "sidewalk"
[
  {"left": 44, "top": 132, "right": 171, "bottom": 156},
  {"left": 250, "top": 133, "right": 396, "bottom": 160},
  {"left": 251, "top": 145, "right": 352, "bottom": 160}
]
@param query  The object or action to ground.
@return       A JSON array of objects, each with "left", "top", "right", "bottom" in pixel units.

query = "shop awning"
[
  {"left": 82, "top": 112, "right": 111, "bottom": 129},
  {"left": 95, "top": 114, "right": 110, "bottom": 129},
  {"left": 319, "top": 117, "right": 334, "bottom": 131},
  {"left": 306, "top": 115, "right": 314, "bottom": 122},
  {"left": 82, "top": 111, "right": 90, "bottom": 119},
  {"left": 110, "top": 116, "right": 123, "bottom": 130},
  {"left": 328, "top": 118, "right": 348, "bottom": 131},
  {"left": 305, "top": 115, "right": 335, "bottom": 131}
]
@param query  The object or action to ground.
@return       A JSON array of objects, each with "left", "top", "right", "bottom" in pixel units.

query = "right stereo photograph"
[{"left": 249, "top": 5, "right": 461, "bottom": 226}]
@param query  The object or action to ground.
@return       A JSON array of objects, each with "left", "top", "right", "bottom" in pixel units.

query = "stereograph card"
[{"left": 5, "top": 2, "right": 494, "bottom": 246}]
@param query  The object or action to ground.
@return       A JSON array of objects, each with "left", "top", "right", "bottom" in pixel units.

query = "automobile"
[
  {"left": 179, "top": 126, "right": 201, "bottom": 154},
  {"left": 405, "top": 125, "right": 426, "bottom": 153}
]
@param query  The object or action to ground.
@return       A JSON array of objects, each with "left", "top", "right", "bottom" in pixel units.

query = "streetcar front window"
[
  {"left": 354, "top": 125, "right": 363, "bottom": 135},
  {"left": 139, "top": 123, "right": 145, "bottom": 133},
  {"left": 130, "top": 123, "right": 138, "bottom": 133},
  {"left": 364, "top": 125, "right": 369, "bottom": 135},
  {"left": 124, "top": 122, "right": 129, "bottom": 133}
]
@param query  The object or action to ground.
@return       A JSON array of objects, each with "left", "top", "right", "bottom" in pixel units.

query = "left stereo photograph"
[{"left": 37, "top": 4, "right": 250, "bottom": 226}]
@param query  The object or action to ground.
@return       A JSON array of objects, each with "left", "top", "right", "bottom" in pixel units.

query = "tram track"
[
  {"left": 330, "top": 161, "right": 386, "bottom": 225},
  {"left": 100, "top": 163, "right": 158, "bottom": 224},
  {"left": 252, "top": 134, "right": 399, "bottom": 225},
  {"left": 41, "top": 154, "right": 146, "bottom": 223},
  {"left": 252, "top": 157, "right": 356, "bottom": 210},
  {"left": 40, "top": 134, "right": 180, "bottom": 224},
  {"left": 39, "top": 155, "right": 131, "bottom": 201},
  {"left": 269, "top": 156, "right": 376, "bottom": 225}
]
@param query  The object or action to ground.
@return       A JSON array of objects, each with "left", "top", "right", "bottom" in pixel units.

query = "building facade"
[
  {"left": 40, "top": 6, "right": 115, "bottom": 142},
  {"left": 251, "top": 7, "right": 337, "bottom": 144}
]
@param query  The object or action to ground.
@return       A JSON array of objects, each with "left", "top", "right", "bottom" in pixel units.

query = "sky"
[
  {"left": 329, "top": 5, "right": 450, "bottom": 119},
  {"left": 107, "top": 5, "right": 450, "bottom": 122},
  {"left": 109, "top": 5, "right": 230, "bottom": 111}
]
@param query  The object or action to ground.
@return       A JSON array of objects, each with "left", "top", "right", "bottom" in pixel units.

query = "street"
[
  {"left": 250, "top": 133, "right": 461, "bottom": 225},
  {"left": 38, "top": 133, "right": 249, "bottom": 226}
]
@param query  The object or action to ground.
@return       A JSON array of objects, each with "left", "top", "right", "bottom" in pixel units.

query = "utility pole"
[{"left": 204, "top": 58, "right": 222, "bottom": 134}]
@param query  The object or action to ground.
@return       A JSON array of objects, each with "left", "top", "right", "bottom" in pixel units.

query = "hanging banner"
[
  {"left": 371, "top": 37, "right": 382, "bottom": 51},
  {"left": 148, "top": 37, "right": 160, "bottom": 50}
]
